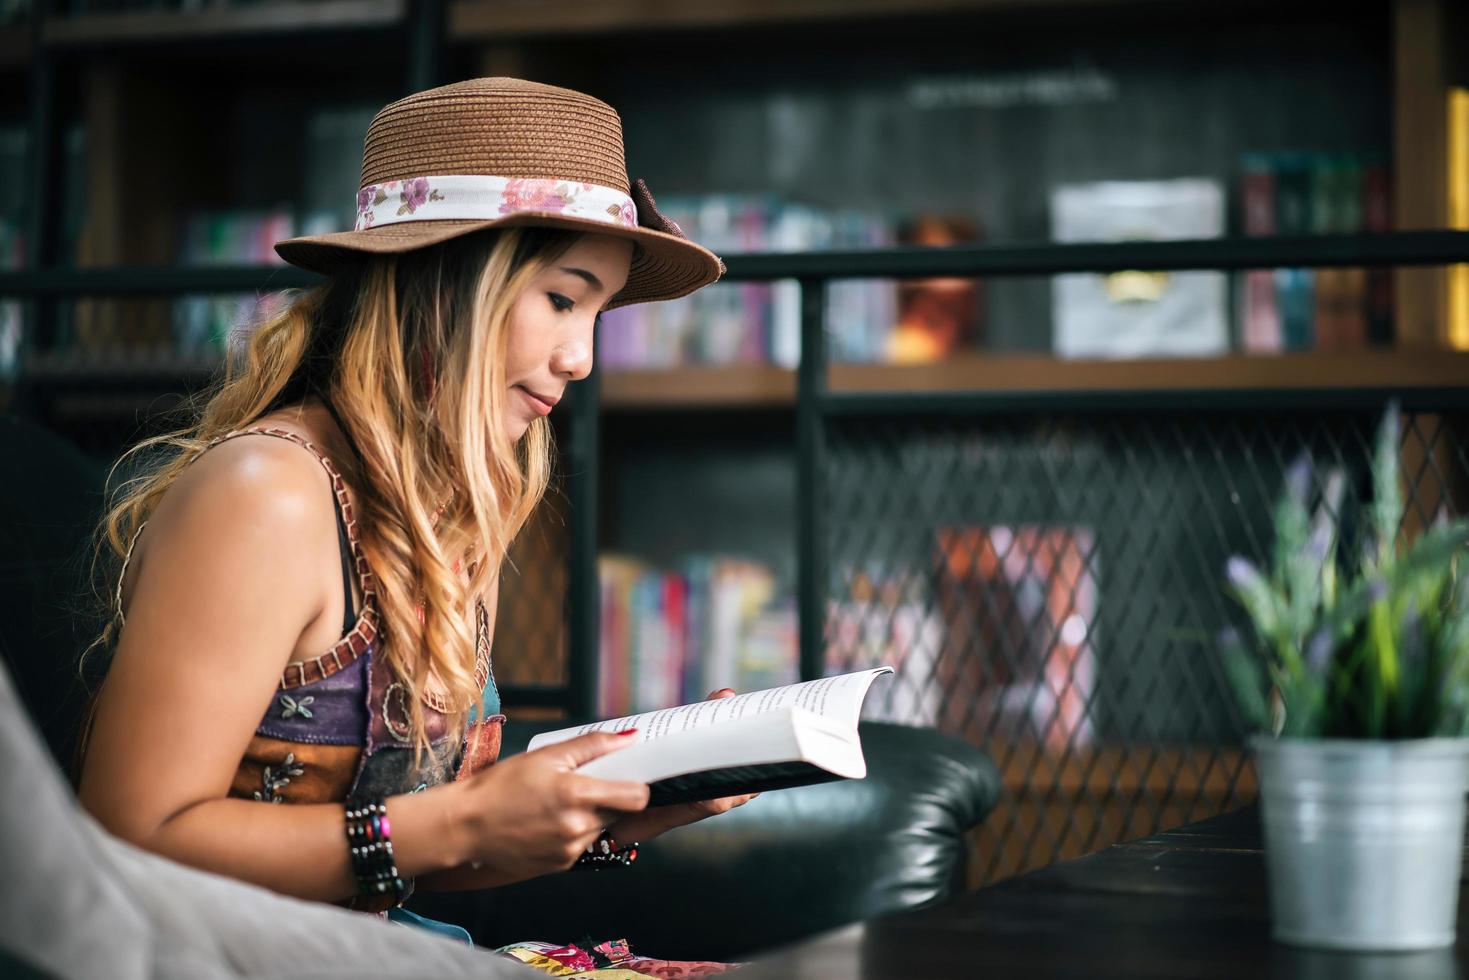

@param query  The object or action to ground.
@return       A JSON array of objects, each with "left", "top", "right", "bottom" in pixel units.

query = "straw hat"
[{"left": 275, "top": 77, "right": 725, "bottom": 310}]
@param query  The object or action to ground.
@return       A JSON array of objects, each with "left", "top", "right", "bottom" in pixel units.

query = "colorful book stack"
[
  {"left": 1238, "top": 152, "right": 1391, "bottom": 353},
  {"left": 825, "top": 570, "right": 946, "bottom": 728},
  {"left": 597, "top": 554, "right": 796, "bottom": 718},
  {"left": 932, "top": 524, "right": 1099, "bottom": 750},
  {"left": 173, "top": 209, "right": 294, "bottom": 356},
  {"left": 596, "top": 195, "right": 898, "bottom": 369}
]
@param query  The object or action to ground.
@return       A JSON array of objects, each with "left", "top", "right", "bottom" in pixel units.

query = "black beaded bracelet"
[
  {"left": 344, "top": 798, "right": 407, "bottom": 904},
  {"left": 575, "top": 830, "right": 639, "bottom": 870}
]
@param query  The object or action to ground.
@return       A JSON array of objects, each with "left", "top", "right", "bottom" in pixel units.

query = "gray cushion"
[{"left": 0, "top": 659, "right": 536, "bottom": 979}]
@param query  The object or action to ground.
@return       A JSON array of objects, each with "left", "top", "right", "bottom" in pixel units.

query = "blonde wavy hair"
[{"left": 86, "top": 226, "right": 582, "bottom": 761}]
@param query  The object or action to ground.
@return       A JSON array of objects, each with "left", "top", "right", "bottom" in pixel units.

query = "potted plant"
[{"left": 1221, "top": 401, "right": 1469, "bottom": 951}]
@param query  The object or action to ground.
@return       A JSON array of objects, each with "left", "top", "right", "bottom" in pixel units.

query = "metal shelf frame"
[{"left": 4, "top": 0, "right": 1469, "bottom": 718}]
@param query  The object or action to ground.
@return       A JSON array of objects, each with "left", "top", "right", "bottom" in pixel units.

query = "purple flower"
[
  {"left": 1284, "top": 453, "right": 1313, "bottom": 507},
  {"left": 1227, "top": 557, "right": 1266, "bottom": 593},
  {"left": 357, "top": 187, "right": 374, "bottom": 212},
  {"left": 499, "top": 178, "right": 570, "bottom": 216},
  {"left": 1305, "top": 628, "right": 1334, "bottom": 674},
  {"left": 402, "top": 177, "right": 430, "bottom": 212},
  {"left": 1305, "top": 521, "right": 1333, "bottom": 564}
]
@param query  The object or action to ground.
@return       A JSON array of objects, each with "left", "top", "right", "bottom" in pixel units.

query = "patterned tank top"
[{"left": 118, "top": 426, "right": 505, "bottom": 911}]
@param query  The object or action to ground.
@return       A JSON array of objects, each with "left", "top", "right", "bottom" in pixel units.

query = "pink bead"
[{"left": 380, "top": 815, "right": 392, "bottom": 839}]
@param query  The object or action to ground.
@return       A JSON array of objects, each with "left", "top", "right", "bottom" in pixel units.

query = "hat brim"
[{"left": 275, "top": 213, "right": 726, "bottom": 310}]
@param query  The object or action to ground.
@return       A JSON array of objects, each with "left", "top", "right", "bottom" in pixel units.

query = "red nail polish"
[{"left": 619, "top": 728, "right": 639, "bottom": 736}]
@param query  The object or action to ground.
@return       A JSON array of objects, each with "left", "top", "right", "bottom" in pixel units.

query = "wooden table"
[{"left": 739, "top": 806, "right": 1467, "bottom": 979}]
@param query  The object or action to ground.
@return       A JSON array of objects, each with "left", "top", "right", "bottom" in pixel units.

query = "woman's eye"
[{"left": 548, "top": 293, "right": 575, "bottom": 313}]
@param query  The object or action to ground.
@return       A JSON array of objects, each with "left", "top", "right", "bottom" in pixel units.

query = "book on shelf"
[
  {"left": 884, "top": 213, "right": 985, "bottom": 365},
  {"left": 173, "top": 208, "right": 293, "bottom": 356},
  {"left": 1050, "top": 178, "right": 1228, "bottom": 359},
  {"left": 1238, "top": 151, "right": 1389, "bottom": 353},
  {"left": 1453, "top": 88, "right": 1469, "bottom": 351},
  {"left": 933, "top": 524, "right": 1098, "bottom": 750},
  {"left": 1239, "top": 155, "right": 1282, "bottom": 353},
  {"left": 826, "top": 565, "right": 945, "bottom": 727},
  {"left": 1362, "top": 160, "right": 1393, "bottom": 346},
  {"left": 598, "top": 553, "right": 796, "bottom": 719},
  {"left": 530, "top": 667, "right": 893, "bottom": 806},
  {"left": 596, "top": 193, "right": 899, "bottom": 370}
]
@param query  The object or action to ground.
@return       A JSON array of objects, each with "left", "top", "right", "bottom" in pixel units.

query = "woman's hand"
[
  {"left": 605, "top": 688, "right": 759, "bottom": 844},
  {"left": 450, "top": 730, "right": 649, "bottom": 886}
]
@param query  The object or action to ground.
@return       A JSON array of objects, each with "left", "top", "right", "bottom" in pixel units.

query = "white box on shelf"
[{"left": 1050, "top": 178, "right": 1227, "bottom": 359}]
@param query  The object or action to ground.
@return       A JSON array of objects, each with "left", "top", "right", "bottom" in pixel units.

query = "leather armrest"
[{"left": 410, "top": 720, "right": 999, "bottom": 960}]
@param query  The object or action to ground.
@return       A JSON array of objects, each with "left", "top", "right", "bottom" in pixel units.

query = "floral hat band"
[
  {"left": 275, "top": 77, "right": 723, "bottom": 309},
  {"left": 355, "top": 174, "right": 638, "bottom": 233}
]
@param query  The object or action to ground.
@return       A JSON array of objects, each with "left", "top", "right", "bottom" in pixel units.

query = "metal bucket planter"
[{"left": 1253, "top": 736, "right": 1469, "bottom": 951}]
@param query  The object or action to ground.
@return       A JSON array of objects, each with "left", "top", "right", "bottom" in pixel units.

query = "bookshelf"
[
  {"left": 829, "top": 349, "right": 1469, "bottom": 397},
  {"left": 2, "top": 0, "right": 1468, "bottom": 888},
  {"left": 41, "top": 0, "right": 405, "bottom": 46},
  {"left": 448, "top": 0, "right": 1140, "bottom": 40},
  {"left": 601, "top": 347, "right": 1469, "bottom": 410},
  {"left": 602, "top": 364, "right": 796, "bottom": 410}
]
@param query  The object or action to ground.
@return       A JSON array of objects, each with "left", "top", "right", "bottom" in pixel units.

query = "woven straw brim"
[{"left": 275, "top": 213, "right": 725, "bottom": 310}]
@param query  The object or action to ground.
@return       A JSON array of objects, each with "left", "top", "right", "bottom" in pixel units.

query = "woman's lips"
[{"left": 516, "top": 385, "right": 557, "bottom": 416}]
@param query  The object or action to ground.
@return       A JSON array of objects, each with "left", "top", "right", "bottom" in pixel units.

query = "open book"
[{"left": 527, "top": 667, "right": 894, "bottom": 806}]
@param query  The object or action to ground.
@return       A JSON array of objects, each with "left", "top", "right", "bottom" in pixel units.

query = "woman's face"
[{"left": 502, "top": 233, "right": 633, "bottom": 442}]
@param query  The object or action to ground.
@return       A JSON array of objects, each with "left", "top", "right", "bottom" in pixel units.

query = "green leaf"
[
  {"left": 1369, "top": 401, "right": 1403, "bottom": 568},
  {"left": 1220, "top": 631, "right": 1270, "bottom": 732},
  {"left": 1325, "top": 523, "right": 1469, "bottom": 641},
  {"left": 1273, "top": 454, "right": 1313, "bottom": 590}
]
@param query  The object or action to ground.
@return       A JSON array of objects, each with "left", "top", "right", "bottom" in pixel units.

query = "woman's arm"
[
  {"left": 78, "top": 439, "right": 469, "bottom": 900},
  {"left": 78, "top": 438, "right": 649, "bottom": 902}
]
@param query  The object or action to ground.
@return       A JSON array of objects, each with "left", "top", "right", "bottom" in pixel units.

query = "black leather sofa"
[
  {"left": 0, "top": 414, "right": 1002, "bottom": 962},
  {"left": 410, "top": 719, "right": 1000, "bottom": 960}
]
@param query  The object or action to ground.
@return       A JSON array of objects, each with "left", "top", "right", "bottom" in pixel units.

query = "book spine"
[
  {"left": 1363, "top": 161, "right": 1394, "bottom": 346},
  {"left": 1274, "top": 154, "right": 1315, "bottom": 351},
  {"left": 1453, "top": 89, "right": 1469, "bottom": 351},
  {"left": 1335, "top": 155, "right": 1368, "bottom": 349},
  {"left": 1239, "top": 155, "right": 1281, "bottom": 353}
]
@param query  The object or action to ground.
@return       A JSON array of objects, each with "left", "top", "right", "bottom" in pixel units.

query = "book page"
[{"left": 528, "top": 666, "right": 892, "bottom": 750}]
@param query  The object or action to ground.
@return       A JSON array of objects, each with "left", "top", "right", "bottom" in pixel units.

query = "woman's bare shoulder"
[
  {"left": 155, "top": 432, "right": 334, "bottom": 533},
  {"left": 123, "top": 431, "right": 340, "bottom": 617}
]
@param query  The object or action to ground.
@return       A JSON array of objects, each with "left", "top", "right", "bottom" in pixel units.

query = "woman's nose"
[{"left": 550, "top": 337, "right": 593, "bottom": 381}]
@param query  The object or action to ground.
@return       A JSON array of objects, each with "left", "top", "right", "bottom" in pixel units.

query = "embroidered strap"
[
  {"left": 114, "top": 520, "right": 150, "bottom": 627},
  {"left": 114, "top": 426, "right": 380, "bottom": 690},
  {"left": 115, "top": 425, "right": 493, "bottom": 702}
]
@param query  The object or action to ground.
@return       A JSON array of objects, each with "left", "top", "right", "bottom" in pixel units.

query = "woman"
[{"left": 76, "top": 77, "right": 747, "bottom": 975}]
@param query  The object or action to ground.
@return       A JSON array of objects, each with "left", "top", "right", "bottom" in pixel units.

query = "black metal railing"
[
  {"left": 819, "top": 396, "right": 1468, "bottom": 883},
  {"left": 5, "top": 230, "right": 1469, "bottom": 882}
]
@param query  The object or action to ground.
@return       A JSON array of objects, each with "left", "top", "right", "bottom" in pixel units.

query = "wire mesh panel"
[{"left": 823, "top": 402, "right": 1468, "bottom": 886}]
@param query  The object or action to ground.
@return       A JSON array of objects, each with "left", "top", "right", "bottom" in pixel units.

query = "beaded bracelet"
[
  {"left": 344, "top": 798, "right": 407, "bottom": 904},
  {"left": 575, "top": 830, "right": 639, "bottom": 870}
]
